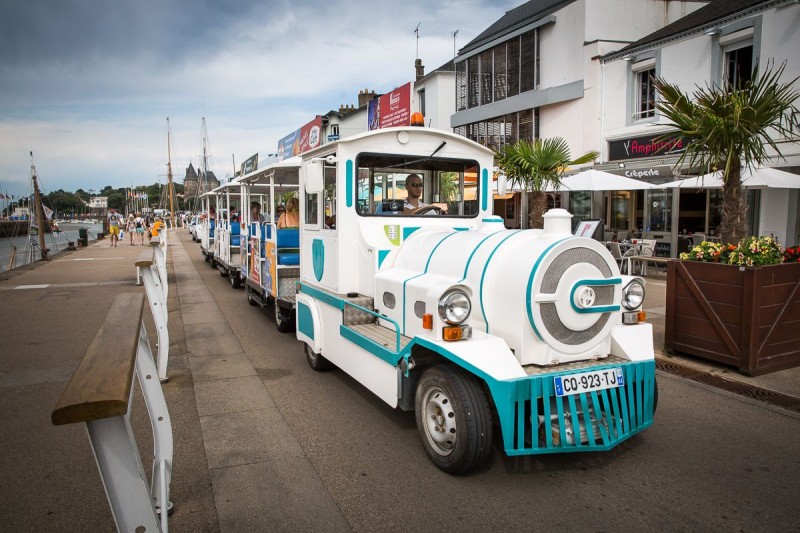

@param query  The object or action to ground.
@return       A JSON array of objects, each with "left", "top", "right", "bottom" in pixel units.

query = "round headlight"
[
  {"left": 438, "top": 290, "right": 471, "bottom": 325},
  {"left": 621, "top": 280, "right": 645, "bottom": 310}
]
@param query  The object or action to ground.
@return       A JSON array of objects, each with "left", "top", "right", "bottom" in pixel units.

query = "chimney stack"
[
  {"left": 357, "top": 89, "right": 377, "bottom": 108},
  {"left": 415, "top": 58, "right": 425, "bottom": 81}
]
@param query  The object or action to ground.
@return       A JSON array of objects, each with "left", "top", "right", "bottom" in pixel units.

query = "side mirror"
[
  {"left": 305, "top": 161, "right": 324, "bottom": 194},
  {"left": 497, "top": 172, "right": 508, "bottom": 196}
]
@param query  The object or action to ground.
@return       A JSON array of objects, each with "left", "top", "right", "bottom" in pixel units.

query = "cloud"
[{"left": 0, "top": 0, "right": 517, "bottom": 195}]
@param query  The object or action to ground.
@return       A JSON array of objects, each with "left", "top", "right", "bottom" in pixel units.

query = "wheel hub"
[{"left": 422, "top": 385, "right": 456, "bottom": 455}]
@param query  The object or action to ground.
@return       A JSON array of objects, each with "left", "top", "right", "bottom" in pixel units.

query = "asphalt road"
[{"left": 184, "top": 230, "right": 800, "bottom": 532}]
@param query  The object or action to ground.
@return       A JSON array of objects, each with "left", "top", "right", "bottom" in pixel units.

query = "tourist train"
[{"left": 192, "top": 126, "right": 657, "bottom": 474}]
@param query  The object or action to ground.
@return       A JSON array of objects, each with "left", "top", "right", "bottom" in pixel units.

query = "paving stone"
[{"left": 194, "top": 375, "right": 275, "bottom": 416}]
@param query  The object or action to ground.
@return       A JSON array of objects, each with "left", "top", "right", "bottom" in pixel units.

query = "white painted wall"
[
  {"left": 414, "top": 71, "right": 456, "bottom": 130},
  {"left": 759, "top": 189, "right": 791, "bottom": 245},
  {"left": 539, "top": 0, "right": 585, "bottom": 88}
]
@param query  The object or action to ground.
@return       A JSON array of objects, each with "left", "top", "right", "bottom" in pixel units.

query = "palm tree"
[
  {"left": 495, "top": 137, "right": 598, "bottom": 229},
  {"left": 654, "top": 62, "right": 799, "bottom": 244}
]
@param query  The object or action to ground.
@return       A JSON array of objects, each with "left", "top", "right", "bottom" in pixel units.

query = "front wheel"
[
  {"left": 304, "top": 343, "right": 333, "bottom": 371},
  {"left": 231, "top": 274, "right": 242, "bottom": 289},
  {"left": 415, "top": 365, "right": 492, "bottom": 475}
]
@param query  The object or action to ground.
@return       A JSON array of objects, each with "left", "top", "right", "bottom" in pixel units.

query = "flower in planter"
[
  {"left": 727, "top": 236, "right": 783, "bottom": 267},
  {"left": 680, "top": 241, "right": 733, "bottom": 263},
  {"left": 784, "top": 246, "right": 800, "bottom": 263}
]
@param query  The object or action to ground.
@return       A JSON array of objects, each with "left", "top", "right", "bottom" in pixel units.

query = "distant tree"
[{"left": 107, "top": 192, "right": 124, "bottom": 210}]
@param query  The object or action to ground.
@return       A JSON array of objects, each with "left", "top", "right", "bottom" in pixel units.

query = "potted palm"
[
  {"left": 495, "top": 137, "right": 597, "bottom": 229},
  {"left": 655, "top": 63, "right": 800, "bottom": 375}
]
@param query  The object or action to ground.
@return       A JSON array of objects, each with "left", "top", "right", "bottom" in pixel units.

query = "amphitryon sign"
[{"left": 608, "top": 132, "right": 686, "bottom": 161}]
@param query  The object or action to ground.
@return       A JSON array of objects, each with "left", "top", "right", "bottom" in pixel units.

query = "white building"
[
  {"left": 449, "top": 0, "right": 707, "bottom": 227},
  {"left": 600, "top": 0, "right": 800, "bottom": 250}
]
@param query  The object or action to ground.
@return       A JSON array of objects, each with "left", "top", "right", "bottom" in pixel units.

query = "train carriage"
[
  {"left": 236, "top": 157, "right": 302, "bottom": 331},
  {"left": 293, "top": 126, "right": 656, "bottom": 474}
]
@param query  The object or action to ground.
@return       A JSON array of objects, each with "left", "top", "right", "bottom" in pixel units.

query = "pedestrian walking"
[
  {"left": 126, "top": 214, "right": 136, "bottom": 245},
  {"left": 107, "top": 208, "right": 123, "bottom": 247},
  {"left": 134, "top": 213, "right": 146, "bottom": 245}
]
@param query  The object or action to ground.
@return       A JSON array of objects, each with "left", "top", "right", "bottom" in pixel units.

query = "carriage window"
[
  {"left": 355, "top": 153, "right": 480, "bottom": 217},
  {"left": 305, "top": 193, "right": 319, "bottom": 226},
  {"left": 324, "top": 164, "right": 336, "bottom": 229}
]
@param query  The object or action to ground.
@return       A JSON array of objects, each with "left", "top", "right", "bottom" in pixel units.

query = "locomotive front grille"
[{"left": 537, "top": 247, "right": 615, "bottom": 345}]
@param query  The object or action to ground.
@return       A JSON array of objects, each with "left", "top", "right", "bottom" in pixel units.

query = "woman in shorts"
[
  {"left": 134, "top": 213, "right": 146, "bottom": 245},
  {"left": 126, "top": 214, "right": 136, "bottom": 245}
]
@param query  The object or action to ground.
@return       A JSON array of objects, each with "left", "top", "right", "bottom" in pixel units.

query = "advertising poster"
[
  {"left": 276, "top": 116, "right": 323, "bottom": 161},
  {"left": 368, "top": 82, "right": 412, "bottom": 130},
  {"left": 249, "top": 236, "right": 261, "bottom": 286},
  {"left": 241, "top": 153, "right": 259, "bottom": 176},
  {"left": 265, "top": 241, "right": 277, "bottom": 296}
]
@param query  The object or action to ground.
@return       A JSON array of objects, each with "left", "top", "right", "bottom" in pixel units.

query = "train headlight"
[
  {"left": 438, "top": 290, "right": 471, "bottom": 325},
  {"left": 621, "top": 280, "right": 645, "bottom": 310}
]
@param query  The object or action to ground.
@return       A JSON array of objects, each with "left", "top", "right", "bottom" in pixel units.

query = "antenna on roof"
[
  {"left": 452, "top": 29, "right": 459, "bottom": 58},
  {"left": 414, "top": 22, "right": 421, "bottom": 59}
]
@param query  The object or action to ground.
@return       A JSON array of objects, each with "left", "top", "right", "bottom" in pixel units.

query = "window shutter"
[
  {"left": 456, "top": 61, "right": 467, "bottom": 112},
  {"left": 480, "top": 51, "right": 493, "bottom": 105},
  {"left": 520, "top": 30, "right": 536, "bottom": 93},
  {"left": 494, "top": 43, "right": 507, "bottom": 101},
  {"left": 507, "top": 38, "right": 520, "bottom": 97},
  {"left": 468, "top": 56, "right": 479, "bottom": 108}
]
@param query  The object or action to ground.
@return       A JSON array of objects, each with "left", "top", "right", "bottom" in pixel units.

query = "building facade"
[{"left": 600, "top": 0, "right": 800, "bottom": 251}]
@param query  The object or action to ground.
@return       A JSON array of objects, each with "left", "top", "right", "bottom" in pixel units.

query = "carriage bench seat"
[
  {"left": 230, "top": 222, "right": 241, "bottom": 247},
  {"left": 277, "top": 229, "right": 300, "bottom": 266}
]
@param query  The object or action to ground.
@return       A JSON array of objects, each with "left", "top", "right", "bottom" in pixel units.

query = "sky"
[{"left": 0, "top": 0, "right": 518, "bottom": 199}]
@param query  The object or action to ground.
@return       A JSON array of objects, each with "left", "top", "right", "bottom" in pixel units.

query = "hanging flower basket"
[{"left": 666, "top": 238, "right": 800, "bottom": 376}]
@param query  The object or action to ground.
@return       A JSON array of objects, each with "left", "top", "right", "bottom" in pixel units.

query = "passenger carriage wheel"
[
  {"left": 274, "top": 302, "right": 293, "bottom": 333},
  {"left": 204, "top": 253, "right": 210, "bottom": 262},
  {"left": 414, "top": 365, "right": 492, "bottom": 474},
  {"left": 247, "top": 290, "right": 259, "bottom": 306},
  {"left": 304, "top": 343, "right": 333, "bottom": 371},
  {"left": 230, "top": 274, "right": 242, "bottom": 289},
  {"left": 210, "top": 258, "right": 217, "bottom": 268}
]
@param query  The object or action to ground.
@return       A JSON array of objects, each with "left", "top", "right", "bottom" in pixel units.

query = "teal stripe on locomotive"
[{"left": 346, "top": 160, "right": 353, "bottom": 208}]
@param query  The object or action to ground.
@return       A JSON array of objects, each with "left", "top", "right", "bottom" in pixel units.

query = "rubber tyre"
[
  {"left": 204, "top": 253, "right": 210, "bottom": 262},
  {"left": 414, "top": 365, "right": 492, "bottom": 474},
  {"left": 231, "top": 275, "right": 242, "bottom": 289},
  {"left": 304, "top": 343, "right": 333, "bottom": 372},
  {"left": 210, "top": 258, "right": 217, "bottom": 269},
  {"left": 274, "top": 303, "right": 293, "bottom": 333},
  {"left": 247, "top": 290, "right": 259, "bottom": 306}
]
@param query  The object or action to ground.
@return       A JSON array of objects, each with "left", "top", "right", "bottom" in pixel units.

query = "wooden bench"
[
  {"left": 52, "top": 293, "right": 173, "bottom": 532},
  {"left": 136, "top": 244, "right": 170, "bottom": 382}
]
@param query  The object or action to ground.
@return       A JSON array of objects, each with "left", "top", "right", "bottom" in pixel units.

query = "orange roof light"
[{"left": 410, "top": 112, "right": 425, "bottom": 127}]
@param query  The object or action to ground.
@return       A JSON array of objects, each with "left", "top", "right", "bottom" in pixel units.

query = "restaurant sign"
[
  {"left": 606, "top": 165, "right": 674, "bottom": 181},
  {"left": 608, "top": 132, "right": 686, "bottom": 161}
]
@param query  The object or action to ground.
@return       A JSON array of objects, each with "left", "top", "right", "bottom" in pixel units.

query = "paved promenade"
[{"left": 1, "top": 229, "right": 798, "bottom": 531}]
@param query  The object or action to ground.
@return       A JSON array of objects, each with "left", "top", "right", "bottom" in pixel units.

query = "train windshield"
[{"left": 355, "top": 153, "right": 480, "bottom": 217}]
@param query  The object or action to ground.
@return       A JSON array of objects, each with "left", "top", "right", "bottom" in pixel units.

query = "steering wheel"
[{"left": 412, "top": 205, "right": 443, "bottom": 215}]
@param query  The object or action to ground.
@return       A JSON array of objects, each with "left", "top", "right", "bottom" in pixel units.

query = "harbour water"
[{"left": 0, "top": 222, "right": 102, "bottom": 272}]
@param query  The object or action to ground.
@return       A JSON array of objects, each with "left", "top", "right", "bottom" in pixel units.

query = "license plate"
[{"left": 554, "top": 368, "right": 625, "bottom": 397}]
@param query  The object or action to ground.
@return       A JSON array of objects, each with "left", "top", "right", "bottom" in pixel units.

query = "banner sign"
[
  {"left": 368, "top": 82, "right": 412, "bottom": 131},
  {"left": 608, "top": 132, "right": 686, "bottom": 161},
  {"left": 241, "top": 153, "right": 259, "bottom": 176},
  {"left": 276, "top": 116, "right": 323, "bottom": 162}
]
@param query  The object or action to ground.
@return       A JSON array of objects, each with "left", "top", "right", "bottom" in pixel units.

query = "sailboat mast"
[
  {"left": 202, "top": 117, "right": 208, "bottom": 195},
  {"left": 30, "top": 152, "right": 48, "bottom": 261},
  {"left": 166, "top": 117, "right": 176, "bottom": 227}
]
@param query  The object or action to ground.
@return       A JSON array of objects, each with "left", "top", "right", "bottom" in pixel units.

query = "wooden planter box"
[{"left": 665, "top": 260, "right": 800, "bottom": 376}]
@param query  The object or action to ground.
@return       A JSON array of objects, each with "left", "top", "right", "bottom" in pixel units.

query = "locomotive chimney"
[{"left": 543, "top": 208, "right": 573, "bottom": 235}]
